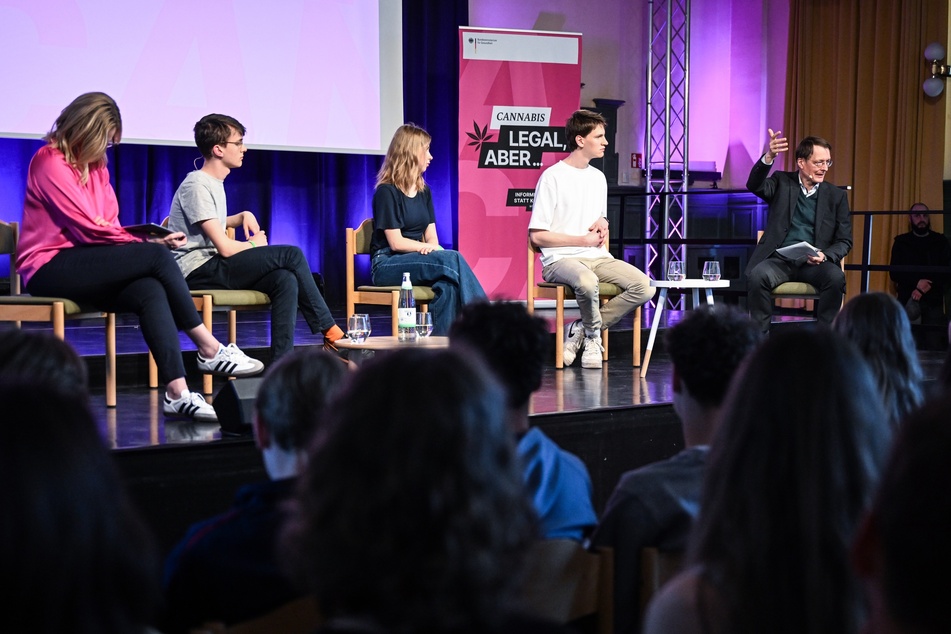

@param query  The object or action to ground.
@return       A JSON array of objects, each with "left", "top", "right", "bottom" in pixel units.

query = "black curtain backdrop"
[{"left": 0, "top": 0, "right": 468, "bottom": 311}]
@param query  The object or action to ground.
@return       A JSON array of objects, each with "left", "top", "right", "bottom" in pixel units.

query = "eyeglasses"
[
  {"left": 809, "top": 159, "right": 833, "bottom": 168},
  {"left": 222, "top": 140, "right": 245, "bottom": 148}
]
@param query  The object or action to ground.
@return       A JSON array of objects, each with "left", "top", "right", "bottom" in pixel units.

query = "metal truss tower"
[{"left": 645, "top": 0, "right": 690, "bottom": 308}]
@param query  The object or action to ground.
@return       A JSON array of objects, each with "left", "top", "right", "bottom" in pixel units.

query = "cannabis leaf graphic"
[{"left": 465, "top": 121, "right": 493, "bottom": 151}]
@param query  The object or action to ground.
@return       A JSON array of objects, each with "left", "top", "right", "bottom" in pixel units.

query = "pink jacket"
[{"left": 17, "top": 144, "right": 139, "bottom": 285}]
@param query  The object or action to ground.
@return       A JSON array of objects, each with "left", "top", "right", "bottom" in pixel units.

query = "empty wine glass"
[
  {"left": 347, "top": 314, "right": 369, "bottom": 344},
  {"left": 667, "top": 260, "right": 685, "bottom": 281},
  {"left": 702, "top": 261, "right": 721, "bottom": 281},
  {"left": 415, "top": 312, "right": 433, "bottom": 338}
]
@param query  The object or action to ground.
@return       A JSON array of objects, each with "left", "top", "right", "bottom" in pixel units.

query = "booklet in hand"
[
  {"left": 124, "top": 223, "right": 175, "bottom": 238},
  {"left": 776, "top": 241, "right": 819, "bottom": 261}
]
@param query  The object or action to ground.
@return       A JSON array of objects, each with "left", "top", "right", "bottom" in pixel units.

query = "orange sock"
[{"left": 324, "top": 324, "right": 345, "bottom": 343}]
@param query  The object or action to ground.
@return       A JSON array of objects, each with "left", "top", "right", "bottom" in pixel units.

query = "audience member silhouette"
[
  {"left": 282, "top": 348, "right": 570, "bottom": 634},
  {"left": 592, "top": 305, "right": 761, "bottom": 634},
  {"left": 643, "top": 330, "right": 892, "bottom": 634},
  {"left": 852, "top": 392, "right": 951, "bottom": 634},
  {"left": 0, "top": 382, "right": 160, "bottom": 634},
  {"left": 0, "top": 329, "right": 88, "bottom": 401},
  {"left": 449, "top": 301, "right": 597, "bottom": 540},
  {"left": 833, "top": 292, "right": 924, "bottom": 430},
  {"left": 162, "top": 349, "right": 348, "bottom": 632}
]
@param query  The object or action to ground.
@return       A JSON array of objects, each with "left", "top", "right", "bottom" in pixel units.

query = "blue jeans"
[
  {"left": 186, "top": 246, "right": 335, "bottom": 359},
  {"left": 27, "top": 242, "right": 202, "bottom": 385},
  {"left": 371, "top": 248, "right": 487, "bottom": 335}
]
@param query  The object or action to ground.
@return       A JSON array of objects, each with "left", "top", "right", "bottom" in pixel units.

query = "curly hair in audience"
[
  {"left": 664, "top": 304, "right": 761, "bottom": 408},
  {"left": 687, "top": 329, "right": 892, "bottom": 634},
  {"left": 449, "top": 301, "right": 549, "bottom": 409},
  {"left": 0, "top": 383, "right": 159, "bottom": 634},
  {"left": 283, "top": 348, "right": 537, "bottom": 632},
  {"left": 833, "top": 292, "right": 924, "bottom": 429},
  {"left": 254, "top": 348, "right": 348, "bottom": 451}
]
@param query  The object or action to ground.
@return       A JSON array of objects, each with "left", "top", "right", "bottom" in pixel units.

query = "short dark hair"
[
  {"left": 0, "top": 330, "right": 88, "bottom": 403},
  {"left": 283, "top": 348, "right": 536, "bottom": 631},
  {"left": 449, "top": 301, "right": 549, "bottom": 409},
  {"left": 873, "top": 392, "right": 951, "bottom": 633},
  {"left": 664, "top": 305, "right": 760, "bottom": 408},
  {"left": 566, "top": 109, "right": 607, "bottom": 152},
  {"left": 795, "top": 135, "right": 832, "bottom": 161},
  {"left": 194, "top": 113, "right": 246, "bottom": 158},
  {"left": 254, "top": 349, "right": 348, "bottom": 451},
  {"left": 0, "top": 383, "right": 159, "bottom": 632}
]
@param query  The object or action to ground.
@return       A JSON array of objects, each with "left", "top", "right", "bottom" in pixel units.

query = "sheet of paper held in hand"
[{"left": 776, "top": 241, "right": 819, "bottom": 261}]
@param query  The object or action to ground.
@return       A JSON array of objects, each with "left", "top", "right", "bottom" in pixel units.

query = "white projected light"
[{"left": 0, "top": 0, "right": 403, "bottom": 155}]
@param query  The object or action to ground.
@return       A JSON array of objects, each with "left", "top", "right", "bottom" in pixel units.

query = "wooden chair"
[
  {"left": 639, "top": 547, "right": 685, "bottom": 617},
  {"left": 518, "top": 540, "right": 614, "bottom": 634},
  {"left": 527, "top": 234, "right": 642, "bottom": 368},
  {"left": 345, "top": 218, "right": 434, "bottom": 336},
  {"left": 0, "top": 220, "right": 118, "bottom": 406},
  {"left": 148, "top": 219, "right": 271, "bottom": 395}
]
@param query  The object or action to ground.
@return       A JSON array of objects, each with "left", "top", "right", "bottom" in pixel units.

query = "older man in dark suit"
[{"left": 746, "top": 131, "right": 852, "bottom": 333}]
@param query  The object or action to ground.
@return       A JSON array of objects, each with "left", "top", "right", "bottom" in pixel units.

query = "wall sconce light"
[{"left": 923, "top": 42, "right": 950, "bottom": 97}]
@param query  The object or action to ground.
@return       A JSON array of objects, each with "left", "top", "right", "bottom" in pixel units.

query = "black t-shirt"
[{"left": 369, "top": 184, "right": 436, "bottom": 255}]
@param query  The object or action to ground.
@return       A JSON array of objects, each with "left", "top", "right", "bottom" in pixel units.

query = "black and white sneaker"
[
  {"left": 197, "top": 343, "right": 264, "bottom": 377},
  {"left": 163, "top": 390, "right": 218, "bottom": 422},
  {"left": 563, "top": 319, "right": 586, "bottom": 366}
]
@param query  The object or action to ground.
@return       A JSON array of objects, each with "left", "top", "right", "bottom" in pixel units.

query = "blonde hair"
[
  {"left": 376, "top": 123, "right": 430, "bottom": 194},
  {"left": 45, "top": 92, "right": 121, "bottom": 185}
]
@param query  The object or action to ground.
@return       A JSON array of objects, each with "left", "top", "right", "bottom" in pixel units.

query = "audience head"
[
  {"left": 283, "top": 348, "right": 536, "bottom": 631},
  {"left": 449, "top": 301, "right": 549, "bottom": 417},
  {"left": 566, "top": 109, "right": 608, "bottom": 151},
  {"left": 0, "top": 330, "right": 88, "bottom": 403},
  {"left": 853, "top": 392, "right": 951, "bottom": 634},
  {"left": 45, "top": 92, "right": 121, "bottom": 181},
  {"left": 688, "top": 329, "right": 891, "bottom": 634},
  {"left": 377, "top": 122, "right": 431, "bottom": 193},
  {"left": 0, "top": 383, "right": 159, "bottom": 633},
  {"left": 194, "top": 113, "right": 247, "bottom": 159},
  {"left": 253, "top": 348, "right": 348, "bottom": 453},
  {"left": 833, "top": 292, "right": 924, "bottom": 430},
  {"left": 664, "top": 305, "right": 760, "bottom": 418}
]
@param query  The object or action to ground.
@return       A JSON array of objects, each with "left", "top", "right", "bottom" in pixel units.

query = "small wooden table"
[
  {"left": 640, "top": 279, "right": 731, "bottom": 377},
  {"left": 333, "top": 335, "right": 449, "bottom": 364}
]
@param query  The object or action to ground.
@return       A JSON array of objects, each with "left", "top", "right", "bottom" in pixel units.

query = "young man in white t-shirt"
[{"left": 529, "top": 110, "right": 653, "bottom": 368}]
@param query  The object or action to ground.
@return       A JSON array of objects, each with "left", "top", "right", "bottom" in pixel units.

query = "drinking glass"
[
  {"left": 702, "top": 261, "right": 721, "bottom": 281},
  {"left": 347, "top": 314, "right": 369, "bottom": 344},
  {"left": 415, "top": 312, "right": 433, "bottom": 338},
  {"left": 667, "top": 260, "right": 685, "bottom": 281},
  {"left": 356, "top": 313, "right": 371, "bottom": 338}
]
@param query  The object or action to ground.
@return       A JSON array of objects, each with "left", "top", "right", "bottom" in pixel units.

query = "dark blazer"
[{"left": 745, "top": 158, "right": 852, "bottom": 274}]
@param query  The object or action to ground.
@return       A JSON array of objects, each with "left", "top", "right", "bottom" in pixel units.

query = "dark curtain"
[{"left": 0, "top": 0, "right": 469, "bottom": 311}]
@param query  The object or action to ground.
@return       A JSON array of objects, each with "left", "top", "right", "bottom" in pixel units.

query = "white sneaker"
[
  {"left": 563, "top": 320, "right": 586, "bottom": 366},
  {"left": 164, "top": 390, "right": 218, "bottom": 422},
  {"left": 581, "top": 336, "right": 604, "bottom": 369},
  {"left": 197, "top": 343, "right": 264, "bottom": 377}
]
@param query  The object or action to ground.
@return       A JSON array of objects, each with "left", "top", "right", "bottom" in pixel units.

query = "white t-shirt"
[
  {"left": 168, "top": 170, "right": 228, "bottom": 277},
  {"left": 529, "top": 160, "right": 612, "bottom": 267}
]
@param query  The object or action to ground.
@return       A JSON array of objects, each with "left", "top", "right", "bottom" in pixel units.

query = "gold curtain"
[{"left": 784, "top": 0, "right": 947, "bottom": 298}]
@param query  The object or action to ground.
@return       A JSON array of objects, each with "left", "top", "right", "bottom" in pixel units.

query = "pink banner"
[{"left": 458, "top": 28, "right": 582, "bottom": 300}]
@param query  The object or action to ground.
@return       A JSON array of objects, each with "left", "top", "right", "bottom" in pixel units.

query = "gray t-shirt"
[{"left": 168, "top": 170, "right": 228, "bottom": 278}]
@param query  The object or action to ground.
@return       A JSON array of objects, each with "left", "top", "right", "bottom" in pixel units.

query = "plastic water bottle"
[{"left": 398, "top": 271, "right": 417, "bottom": 342}]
